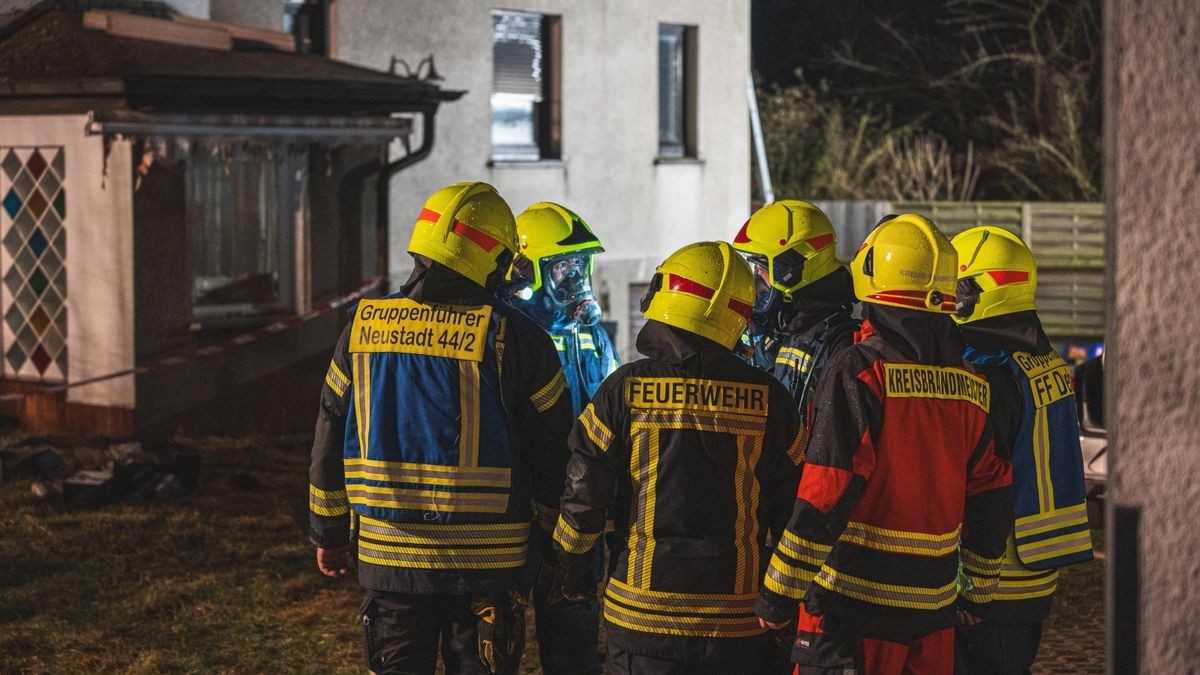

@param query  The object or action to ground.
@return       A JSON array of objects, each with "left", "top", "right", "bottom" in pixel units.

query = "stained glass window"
[{"left": 0, "top": 147, "right": 67, "bottom": 382}]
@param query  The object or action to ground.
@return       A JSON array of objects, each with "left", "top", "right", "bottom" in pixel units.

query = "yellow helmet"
[
  {"left": 641, "top": 241, "right": 756, "bottom": 350},
  {"left": 407, "top": 182, "right": 517, "bottom": 287},
  {"left": 950, "top": 226, "right": 1037, "bottom": 323},
  {"left": 851, "top": 213, "right": 958, "bottom": 313},
  {"left": 514, "top": 202, "right": 604, "bottom": 293},
  {"left": 731, "top": 200, "right": 842, "bottom": 298}
]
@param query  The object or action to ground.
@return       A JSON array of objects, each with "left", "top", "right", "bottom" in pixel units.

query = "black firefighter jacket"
[{"left": 553, "top": 320, "right": 806, "bottom": 660}]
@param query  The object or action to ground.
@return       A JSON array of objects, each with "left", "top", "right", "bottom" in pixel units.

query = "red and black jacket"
[{"left": 755, "top": 306, "right": 1014, "bottom": 640}]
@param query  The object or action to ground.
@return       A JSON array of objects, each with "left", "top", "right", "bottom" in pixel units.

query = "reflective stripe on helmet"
[
  {"left": 987, "top": 270, "right": 1031, "bottom": 286},
  {"left": 419, "top": 206, "right": 502, "bottom": 253},
  {"left": 668, "top": 274, "right": 753, "bottom": 321},
  {"left": 866, "top": 288, "right": 957, "bottom": 312},
  {"left": 806, "top": 233, "right": 835, "bottom": 250}
]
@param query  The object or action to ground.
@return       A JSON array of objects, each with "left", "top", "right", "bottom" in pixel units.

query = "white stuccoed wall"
[
  {"left": 163, "top": 0, "right": 210, "bottom": 19},
  {"left": 1105, "top": 0, "right": 1200, "bottom": 671},
  {"left": 0, "top": 116, "right": 136, "bottom": 410},
  {"left": 213, "top": 0, "right": 751, "bottom": 357}
]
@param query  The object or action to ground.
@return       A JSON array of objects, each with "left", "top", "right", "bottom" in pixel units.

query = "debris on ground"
[{"left": 1, "top": 439, "right": 201, "bottom": 507}]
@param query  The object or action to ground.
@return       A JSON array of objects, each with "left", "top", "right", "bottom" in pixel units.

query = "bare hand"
[
  {"left": 957, "top": 610, "right": 983, "bottom": 626},
  {"left": 316, "top": 544, "right": 355, "bottom": 577},
  {"left": 759, "top": 617, "right": 790, "bottom": 630}
]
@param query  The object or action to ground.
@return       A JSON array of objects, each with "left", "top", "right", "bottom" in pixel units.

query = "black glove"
[
  {"left": 472, "top": 592, "right": 527, "bottom": 674},
  {"left": 545, "top": 558, "right": 597, "bottom": 605}
]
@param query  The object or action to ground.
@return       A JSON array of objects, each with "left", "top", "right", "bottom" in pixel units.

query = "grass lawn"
[
  {"left": 0, "top": 433, "right": 1104, "bottom": 674},
  {"left": 0, "top": 435, "right": 365, "bottom": 674}
]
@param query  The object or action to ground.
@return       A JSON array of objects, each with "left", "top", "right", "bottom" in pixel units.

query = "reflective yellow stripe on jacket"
[
  {"left": 840, "top": 522, "right": 960, "bottom": 557},
  {"left": 343, "top": 457, "right": 513, "bottom": 514},
  {"left": 355, "top": 516, "right": 529, "bottom": 570},
  {"left": 553, "top": 515, "right": 601, "bottom": 554},
  {"left": 602, "top": 577, "right": 765, "bottom": 639},
  {"left": 763, "top": 529, "right": 830, "bottom": 599},
  {"left": 961, "top": 546, "right": 1004, "bottom": 604},
  {"left": 996, "top": 534, "right": 1059, "bottom": 601},
  {"left": 815, "top": 567, "right": 958, "bottom": 611},
  {"left": 531, "top": 370, "right": 567, "bottom": 413},
  {"left": 309, "top": 484, "right": 349, "bottom": 517}
]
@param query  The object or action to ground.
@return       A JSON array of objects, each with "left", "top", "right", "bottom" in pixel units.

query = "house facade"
[{"left": 210, "top": 0, "right": 753, "bottom": 360}]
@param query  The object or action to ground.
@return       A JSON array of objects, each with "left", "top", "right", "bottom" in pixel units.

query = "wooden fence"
[
  {"left": 814, "top": 201, "right": 1105, "bottom": 338},
  {"left": 894, "top": 202, "right": 1105, "bottom": 338},
  {"left": 597, "top": 201, "right": 1106, "bottom": 362}
]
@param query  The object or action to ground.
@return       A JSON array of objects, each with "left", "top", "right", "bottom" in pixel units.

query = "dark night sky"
[{"left": 752, "top": 0, "right": 949, "bottom": 87}]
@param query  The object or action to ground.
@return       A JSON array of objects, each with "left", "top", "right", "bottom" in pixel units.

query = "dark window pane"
[
  {"left": 186, "top": 144, "right": 283, "bottom": 313},
  {"left": 658, "top": 24, "right": 685, "bottom": 155}
]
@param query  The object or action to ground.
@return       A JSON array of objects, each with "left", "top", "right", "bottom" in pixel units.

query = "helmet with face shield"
[
  {"left": 731, "top": 200, "right": 842, "bottom": 332},
  {"left": 512, "top": 202, "right": 605, "bottom": 327}
]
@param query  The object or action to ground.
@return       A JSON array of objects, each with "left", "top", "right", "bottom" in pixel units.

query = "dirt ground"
[{"left": 1030, "top": 525, "right": 1106, "bottom": 674}]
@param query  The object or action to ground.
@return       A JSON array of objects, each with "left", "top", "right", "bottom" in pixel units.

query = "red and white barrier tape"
[{"left": 0, "top": 278, "right": 383, "bottom": 402}]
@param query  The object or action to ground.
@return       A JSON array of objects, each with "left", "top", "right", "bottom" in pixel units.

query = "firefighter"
[
  {"left": 307, "top": 182, "right": 574, "bottom": 675},
  {"left": 507, "top": 202, "right": 619, "bottom": 675},
  {"left": 754, "top": 214, "right": 1014, "bottom": 674},
  {"left": 732, "top": 200, "right": 859, "bottom": 414},
  {"left": 951, "top": 226, "right": 1093, "bottom": 675},
  {"left": 551, "top": 241, "right": 807, "bottom": 675}
]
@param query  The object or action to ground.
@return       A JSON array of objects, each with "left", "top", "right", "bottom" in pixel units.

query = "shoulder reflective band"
[{"left": 349, "top": 298, "right": 490, "bottom": 361}]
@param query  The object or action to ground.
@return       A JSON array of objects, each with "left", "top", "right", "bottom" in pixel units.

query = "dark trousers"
[
  {"left": 531, "top": 580, "right": 601, "bottom": 674},
  {"left": 955, "top": 621, "right": 1044, "bottom": 675},
  {"left": 361, "top": 591, "right": 489, "bottom": 675},
  {"left": 525, "top": 531, "right": 603, "bottom": 675},
  {"left": 605, "top": 635, "right": 772, "bottom": 675},
  {"left": 792, "top": 604, "right": 954, "bottom": 675}
]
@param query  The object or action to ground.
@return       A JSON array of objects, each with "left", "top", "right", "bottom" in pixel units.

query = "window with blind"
[
  {"left": 658, "top": 24, "right": 697, "bottom": 158},
  {"left": 492, "top": 10, "right": 561, "bottom": 161}
]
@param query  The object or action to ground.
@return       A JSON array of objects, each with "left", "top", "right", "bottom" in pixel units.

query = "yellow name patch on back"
[
  {"left": 1012, "top": 351, "right": 1074, "bottom": 408},
  {"left": 626, "top": 377, "right": 768, "bottom": 416},
  {"left": 884, "top": 364, "right": 990, "bottom": 412},
  {"left": 349, "top": 298, "right": 490, "bottom": 361}
]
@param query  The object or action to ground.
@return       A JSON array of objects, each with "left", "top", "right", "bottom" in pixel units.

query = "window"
[
  {"left": 284, "top": 0, "right": 335, "bottom": 55},
  {"left": 491, "top": 10, "right": 561, "bottom": 161},
  {"left": 658, "top": 24, "right": 697, "bottom": 158},
  {"left": 185, "top": 143, "right": 300, "bottom": 319}
]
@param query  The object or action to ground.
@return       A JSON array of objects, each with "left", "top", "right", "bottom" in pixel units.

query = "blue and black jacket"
[
  {"left": 308, "top": 262, "right": 574, "bottom": 595},
  {"left": 961, "top": 311, "right": 1093, "bottom": 622},
  {"left": 753, "top": 268, "right": 859, "bottom": 445}
]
